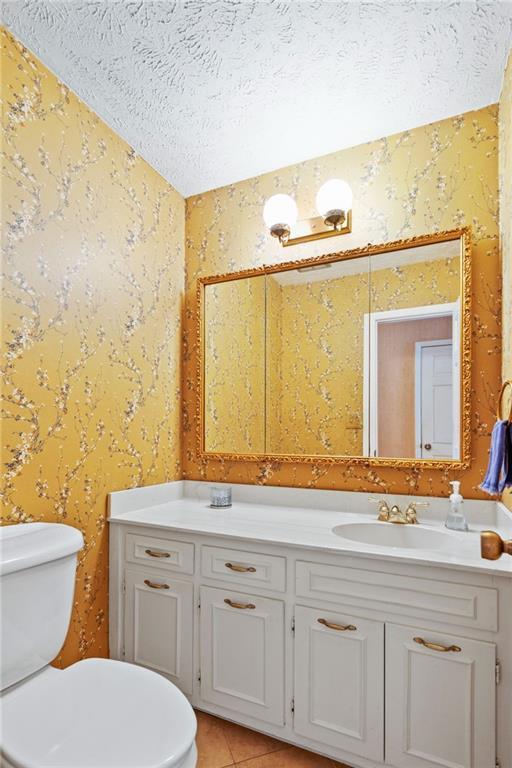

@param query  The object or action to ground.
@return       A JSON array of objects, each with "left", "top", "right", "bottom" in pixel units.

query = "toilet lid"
[{"left": 1, "top": 659, "right": 196, "bottom": 768}]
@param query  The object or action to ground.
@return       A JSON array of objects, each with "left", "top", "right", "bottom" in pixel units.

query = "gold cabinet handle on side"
[
  {"left": 145, "top": 549, "right": 171, "bottom": 558},
  {"left": 480, "top": 530, "right": 512, "bottom": 560},
  {"left": 414, "top": 637, "right": 461, "bottom": 653},
  {"left": 224, "top": 598, "right": 256, "bottom": 610},
  {"left": 144, "top": 579, "right": 170, "bottom": 590},
  {"left": 225, "top": 562, "right": 257, "bottom": 573},
  {"left": 317, "top": 618, "right": 357, "bottom": 631}
]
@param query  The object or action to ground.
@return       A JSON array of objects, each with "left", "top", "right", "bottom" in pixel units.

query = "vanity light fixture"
[{"left": 263, "top": 178, "right": 353, "bottom": 247}]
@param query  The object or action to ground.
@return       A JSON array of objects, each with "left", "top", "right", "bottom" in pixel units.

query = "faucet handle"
[
  {"left": 405, "top": 500, "right": 429, "bottom": 523},
  {"left": 368, "top": 498, "right": 390, "bottom": 521}
]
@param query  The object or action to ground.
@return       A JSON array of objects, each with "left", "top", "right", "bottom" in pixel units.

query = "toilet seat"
[{"left": 1, "top": 658, "right": 197, "bottom": 768}]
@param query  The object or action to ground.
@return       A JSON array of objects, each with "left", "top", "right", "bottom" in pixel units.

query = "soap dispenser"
[{"left": 445, "top": 481, "right": 468, "bottom": 531}]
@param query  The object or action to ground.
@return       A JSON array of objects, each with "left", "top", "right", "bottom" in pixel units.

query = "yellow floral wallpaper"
[
  {"left": 204, "top": 276, "right": 265, "bottom": 453},
  {"left": 499, "top": 51, "right": 512, "bottom": 511},
  {"left": 1, "top": 29, "right": 185, "bottom": 664},
  {"left": 184, "top": 105, "right": 501, "bottom": 496}
]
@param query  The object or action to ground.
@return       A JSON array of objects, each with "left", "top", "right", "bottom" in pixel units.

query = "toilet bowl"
[
  {"left": 0, "top": 524, "right": 197, "bottom": 768},
  {"left": 1, "top": 659, "right": 197, "bottom": 768}
]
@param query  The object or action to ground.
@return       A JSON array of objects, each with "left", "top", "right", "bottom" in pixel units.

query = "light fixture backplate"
[{"left": 282, "top": 210, "right": 352, "bottom": 247}]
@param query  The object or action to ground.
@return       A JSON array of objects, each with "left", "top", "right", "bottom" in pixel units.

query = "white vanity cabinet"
[
  {"left": 121, "top": 531, "right": 195, "bottom": 694},
  {"left": 385, "top": 623, "right": 496, "bottom": 768},
  {"left": 294, "top": 605, "right": 384, "bottom": 762},
  {"left": 110, "top": 521, "right": 509, "bottom": 768},
  {"left": 123, "top": 568, "right": 194, "bottom": 694},
  {"left": 199, "top": 586, "right": 285, "bottom": 725}
]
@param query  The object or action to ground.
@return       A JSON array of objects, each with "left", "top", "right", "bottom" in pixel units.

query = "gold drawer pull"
[
  {"left": 225, "top": 562, "right": 257, "bottom": 573},
  {"left": 144, "top": 579, "right": 170, "bottom": 590},
  {"left": 145, "top": 549, "right": 171, "bottom": 558},
  {"left": 224, "top": 598, "right": 256, "bottom": 610},
  {"left": 414, "top": 637, "right": 461, "bottom": 653},
  {"left": 318, "top": 618, "right": 357, "bottom": 631}
]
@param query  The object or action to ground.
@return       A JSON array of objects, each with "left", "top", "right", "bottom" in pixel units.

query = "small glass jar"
[{"left": 210, "top": 486, "right": 232, "bottom": 508}]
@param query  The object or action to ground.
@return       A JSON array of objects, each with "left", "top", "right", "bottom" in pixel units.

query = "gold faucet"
[
  {"left": 404, "top": 501, "right": 429, "bottom": 524},
  {"left": 369, "top": 498, "right": 391, "bottom": 521},
  {"left": 369, "top": 499, "right": 429, "bottom": 524}
]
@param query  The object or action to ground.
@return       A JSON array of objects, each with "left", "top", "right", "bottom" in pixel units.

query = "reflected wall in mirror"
[
  {"left": 198, "top": 228, "right": 471, "bottom": 468},
  {"left": 265, "top": 259, "right": 370, "bottom": 457},
  {"left": 204, "top": 275, "right": 265, "bottom": 454}
]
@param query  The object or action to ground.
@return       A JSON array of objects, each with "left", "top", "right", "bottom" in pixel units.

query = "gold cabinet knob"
[{"left": 480, "top": 531, "right": 512, "bottom": 560}]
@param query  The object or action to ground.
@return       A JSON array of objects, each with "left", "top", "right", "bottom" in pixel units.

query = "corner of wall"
[{"left": 499, "top": 50, "right": 512, "bottom": 512}]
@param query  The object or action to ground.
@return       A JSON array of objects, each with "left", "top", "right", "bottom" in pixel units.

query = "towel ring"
[{"left": 497, "top": 380, "right": 512, "bottom": 422}]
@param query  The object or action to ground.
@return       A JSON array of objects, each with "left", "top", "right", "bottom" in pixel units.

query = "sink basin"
[{"left": 332, "top": 522, "right": 453, "bottom": 550}]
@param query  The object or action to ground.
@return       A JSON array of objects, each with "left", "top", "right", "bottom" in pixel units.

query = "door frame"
[
  {"left": 414, "top": 338, "right": 455, "bottom": 459},
  {"left": 363, "top": 301, "right": 460, "bottom": 459}
]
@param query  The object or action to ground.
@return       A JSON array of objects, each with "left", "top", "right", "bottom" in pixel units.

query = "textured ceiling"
[{"left": 3, "top": 1, "right": 512, "bottom": 196}]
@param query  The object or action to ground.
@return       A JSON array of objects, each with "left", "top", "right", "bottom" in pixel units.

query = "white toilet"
[{"left": 0, "top": 523, "right": 197, "bottom": 768}]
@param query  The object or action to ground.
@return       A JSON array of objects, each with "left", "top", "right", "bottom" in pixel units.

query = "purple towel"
[{"left": 479, "top": 420, "right": 512, "bottom": 495}]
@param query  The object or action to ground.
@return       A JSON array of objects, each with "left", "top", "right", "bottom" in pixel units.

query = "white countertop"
[{"left": 109, "top": 490, "right": 512, "bottom": 577}]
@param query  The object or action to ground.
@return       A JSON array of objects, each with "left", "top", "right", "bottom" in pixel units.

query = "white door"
[
  {"left": 417, "top": 341, "right": 453, "bottom": 459},
  {"left": 294, "top": 606, "right": 384, "bottom": 762},
  {"left": 124, "top": 568, "right": 193, "bottom": 694},
  {"left": 199, "top": 586, "right": 284, "bottom": 725},
  {"left": 386, "top": 623, "right": 496, "bottom": 768}
]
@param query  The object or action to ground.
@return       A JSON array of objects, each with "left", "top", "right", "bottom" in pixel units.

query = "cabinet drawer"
[
  {"left": 125, "top": 533, "right": 194, "bottom": 574},
  {"left": 296, "top": 561, "right": 497, "bottom": 631},
  {"left": 201, "top": 545, "right": 286, "bottom": 591}
]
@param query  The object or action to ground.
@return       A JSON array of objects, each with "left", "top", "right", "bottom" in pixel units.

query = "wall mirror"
[{"left": 198, "top": 228, "right": 471, "bottom": 468}]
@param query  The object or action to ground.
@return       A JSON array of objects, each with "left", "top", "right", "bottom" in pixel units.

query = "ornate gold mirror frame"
[{"left": 196, "top": 227, "right": 471, "bottom": 469}]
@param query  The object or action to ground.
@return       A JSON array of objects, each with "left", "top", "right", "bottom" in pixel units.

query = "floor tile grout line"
[
  {"left": 195, "top": 709, "right": 346, "bottom": 767},
  {"left": 218, "top": 719, "right": 236, "bottom": 766},
  {"left": 233, "top": 746, "right": 294, "bottom": 767},
  {"left": 218, "top": 716, "right": 289, "bottom": 762}
]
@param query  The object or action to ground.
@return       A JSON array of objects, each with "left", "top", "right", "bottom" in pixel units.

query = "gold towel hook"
[{"left": 497, "top": 380, "right": 512, "bottom": 422}]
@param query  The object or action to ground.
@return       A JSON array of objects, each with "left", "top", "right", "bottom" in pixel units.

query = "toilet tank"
[{"left": 0, "top": 523, "right": 84, "bottom": 690}]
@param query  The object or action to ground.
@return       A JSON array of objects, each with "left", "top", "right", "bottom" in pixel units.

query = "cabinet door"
[
  {"left": 294, "top": 605, "right": 384, "bottom": 762},
  {"left": 199, "top": 586, "right": 284, "bottom": 725},
  {"left": 386, "top": 623, "right": 496, "bottom": 768},
  {"left": 124, "top": 568, "right": 193, "bottom": 694}
]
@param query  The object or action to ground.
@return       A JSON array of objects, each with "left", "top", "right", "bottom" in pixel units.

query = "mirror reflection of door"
[
  {"left": 365, "top": 304, "right": 460, "bottom": 460},
  {"left": 416, "top": 339, "right": 453, "bottom": 459}
]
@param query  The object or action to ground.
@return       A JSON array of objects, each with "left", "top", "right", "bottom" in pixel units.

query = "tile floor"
[{"left": 195, "top": 710, "right": 349, "bottom": 768}]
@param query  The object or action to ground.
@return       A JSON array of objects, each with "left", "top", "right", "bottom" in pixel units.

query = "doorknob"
[
  {"left": 480, "top": 531, "right": 512, "bottom": 560},
  {"left": 424, "top": 443, "right": 432, "bottom": 450}
]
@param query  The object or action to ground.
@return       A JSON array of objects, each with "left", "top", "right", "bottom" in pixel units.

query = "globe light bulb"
[
  {"left": 263, "top": 193, "right": 298, "bottom": 244},
  {"left": 263, "top": 194, "right": 298, "bottom": 228},
  {"left": 315, "top": 179, "right": 353, "bottom": 229}
]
